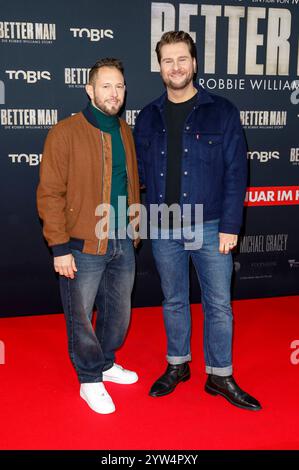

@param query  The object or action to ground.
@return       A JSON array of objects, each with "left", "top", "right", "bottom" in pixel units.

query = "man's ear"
[
  {"left": 193, "top": 58, "right": 197, "bottom": 74},
  {"left": 85, "top": 83, "right": 94, "bottom": 101}
]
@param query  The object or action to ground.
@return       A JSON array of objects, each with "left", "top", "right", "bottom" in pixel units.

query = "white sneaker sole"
[
  {"left": 80, "top": 390, "right": 116, "bottom": 414},
  {"left": 102, "top": 374, "right": 138, "bottom": 385}
]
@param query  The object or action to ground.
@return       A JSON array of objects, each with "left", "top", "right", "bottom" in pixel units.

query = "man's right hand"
[{"left": 54, "top": 254, "right": 78, "bottom": 279}]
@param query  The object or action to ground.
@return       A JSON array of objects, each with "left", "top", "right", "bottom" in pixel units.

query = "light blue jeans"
[
  {"left": 59, "top": 237, "right": 135, "bottom": 383},
  {"left": 151, "top": 219, "right": 233, "bottom": 376}
]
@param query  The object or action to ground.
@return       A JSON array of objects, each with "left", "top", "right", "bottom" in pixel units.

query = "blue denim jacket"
[{"left": 134, "top": 84, "right": 248, "bottom": 235}]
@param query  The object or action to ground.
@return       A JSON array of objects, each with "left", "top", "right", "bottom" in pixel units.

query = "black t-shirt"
[
  {"left": 165, "top": 94, "right": 197, "bottom": 205},
  {"left": 164, "top": 92, "right": 198, "bottom": 226}
]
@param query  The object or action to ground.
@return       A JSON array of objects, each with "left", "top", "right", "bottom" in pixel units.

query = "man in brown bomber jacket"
[{"left": 37, "top": 58, "right": 140, "bottom": 415}]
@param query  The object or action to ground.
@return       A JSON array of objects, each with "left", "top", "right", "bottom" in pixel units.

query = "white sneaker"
[
  {"left": 102, "top": 363, "right": 138, "bottom": 384},
  {"left": 80, "top": 382, "right": 115, "bottom": 414}
]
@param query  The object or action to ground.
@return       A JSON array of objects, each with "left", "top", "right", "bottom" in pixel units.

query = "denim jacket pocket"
[{"left": 193, "top": 132, "right": 223, "bottom": 164}]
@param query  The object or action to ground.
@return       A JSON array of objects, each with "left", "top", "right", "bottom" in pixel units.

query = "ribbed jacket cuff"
[{"left": 51, "top": 242, "right": 71, "bottom": 257}]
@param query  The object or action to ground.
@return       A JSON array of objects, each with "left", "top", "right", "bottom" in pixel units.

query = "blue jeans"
[
  {"left": 151, "top": 219, "right": 233, "bottom": 376},
  {"left": 59, "top": 237, "right": 135, "bottom": 383}
]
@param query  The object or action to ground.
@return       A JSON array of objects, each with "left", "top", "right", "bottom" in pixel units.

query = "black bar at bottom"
[{"left": 0, "top": 450, "right": 298, "bottom": 464}]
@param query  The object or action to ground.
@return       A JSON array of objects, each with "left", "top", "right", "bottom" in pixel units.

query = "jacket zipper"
[
  {"left": 98, "top": 131, "right": 105, "bottom": 254},
  {"left": 120, "top": 128, "right": 132, "bottom": 222}
]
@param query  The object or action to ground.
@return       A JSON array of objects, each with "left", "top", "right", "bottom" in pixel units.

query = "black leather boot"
[
  {"left": 205, "top": 374, "right": 262, "bottom": 411},
  {"left": 149, "top": 363, "right": 191, "bottom": 397}
]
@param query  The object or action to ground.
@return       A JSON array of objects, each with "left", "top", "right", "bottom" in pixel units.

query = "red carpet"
[{"left": 0, "top": 296, "right": 299, "bottom": 450}]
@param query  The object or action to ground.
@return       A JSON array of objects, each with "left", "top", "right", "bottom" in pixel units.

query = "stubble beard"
[
  {"left": 93, "top": 98, "right": 121, "bottom": 116},
  {"left": 163, "top": 71, "right": 194, "bottom": 91}
]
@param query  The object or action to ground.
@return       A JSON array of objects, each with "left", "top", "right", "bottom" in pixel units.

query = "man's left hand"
[{"left": 219, "top": 233, "right": 238, "bottom": 254}]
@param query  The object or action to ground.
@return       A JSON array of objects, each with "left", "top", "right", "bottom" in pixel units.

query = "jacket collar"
[
  {"left": 82, "top": 102, "right": 98, "bottom": 128},
  {"left": 152, "top": 83, "right": 214, "bottom": 111}
]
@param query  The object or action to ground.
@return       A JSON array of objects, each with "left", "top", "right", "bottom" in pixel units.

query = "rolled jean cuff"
[
  {"left": 78, "top": 376, "right": 103, "bottom": 384},
  {"left": 167, "top": 353, "right": 191, "bottom": 365},
  {"left": 206, "top": 365, "right": 233, "bottom": 376}
]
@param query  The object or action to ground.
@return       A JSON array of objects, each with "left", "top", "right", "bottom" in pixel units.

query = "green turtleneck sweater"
[{"left": 91, "top": 103, "right": 128, "bottom": 232}]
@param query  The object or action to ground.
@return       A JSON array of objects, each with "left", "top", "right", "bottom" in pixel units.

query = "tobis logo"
[
  {"left": 5, "top": 70, "right": 51, "bottom": 83},
  {"left": 8, "top": 153, "right": 42, "bottom": 165},
  {"left": 247, "top": 151, "right": 280, "bottom": 163},
  {"left": 69, "top": 28, "right": 113, "bottom": 42}
]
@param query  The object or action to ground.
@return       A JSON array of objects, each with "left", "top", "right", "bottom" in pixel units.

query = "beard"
[
  {"left": 93, "top": 97, "right": 122, "bottom": 116},
  {"left": 162, "top": 70, "right": 194, "bottom": 91}
]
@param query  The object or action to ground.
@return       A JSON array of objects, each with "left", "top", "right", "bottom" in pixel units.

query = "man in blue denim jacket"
[{"left": 134, "top": 31, "right": 261, "bottom": 411}]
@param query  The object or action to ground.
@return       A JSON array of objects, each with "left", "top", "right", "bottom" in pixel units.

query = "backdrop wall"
[{"left": 1, "top": 0, "right": 299, "bottom": 316}]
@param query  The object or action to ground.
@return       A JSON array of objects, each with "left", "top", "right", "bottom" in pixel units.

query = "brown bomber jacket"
[{"left": 36, "top": 106, "right": 140, "bottom": 256}]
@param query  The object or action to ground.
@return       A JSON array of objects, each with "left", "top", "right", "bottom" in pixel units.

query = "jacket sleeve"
[
  {"left": 133, "top": 112, "right": 146, "bottom": 188},
  {"left": 219, "top": 106, "right": 248, "bottom": 235},
  {"left": 36, "top": 126, "right": 71, "bottom": 256}
]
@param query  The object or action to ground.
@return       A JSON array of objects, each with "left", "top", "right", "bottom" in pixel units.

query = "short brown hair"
[
  {"left": 155, "top": 31, "right": 197, "bottom": 64},
  {"left": 88, "top": 58, "right": 124, "bottom": 83}
]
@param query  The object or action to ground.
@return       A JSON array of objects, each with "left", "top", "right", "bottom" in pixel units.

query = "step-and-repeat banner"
[{"left": 1, "top": 0, "right": 299, "bottom": 316}]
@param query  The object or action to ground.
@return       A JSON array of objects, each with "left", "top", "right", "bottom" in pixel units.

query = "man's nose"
[
  {"left": 172, "top": 61, "right": 180, "bottom": 71},
  {"left": 110, "top": 87, "right": 118, "bottom": 97}
]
